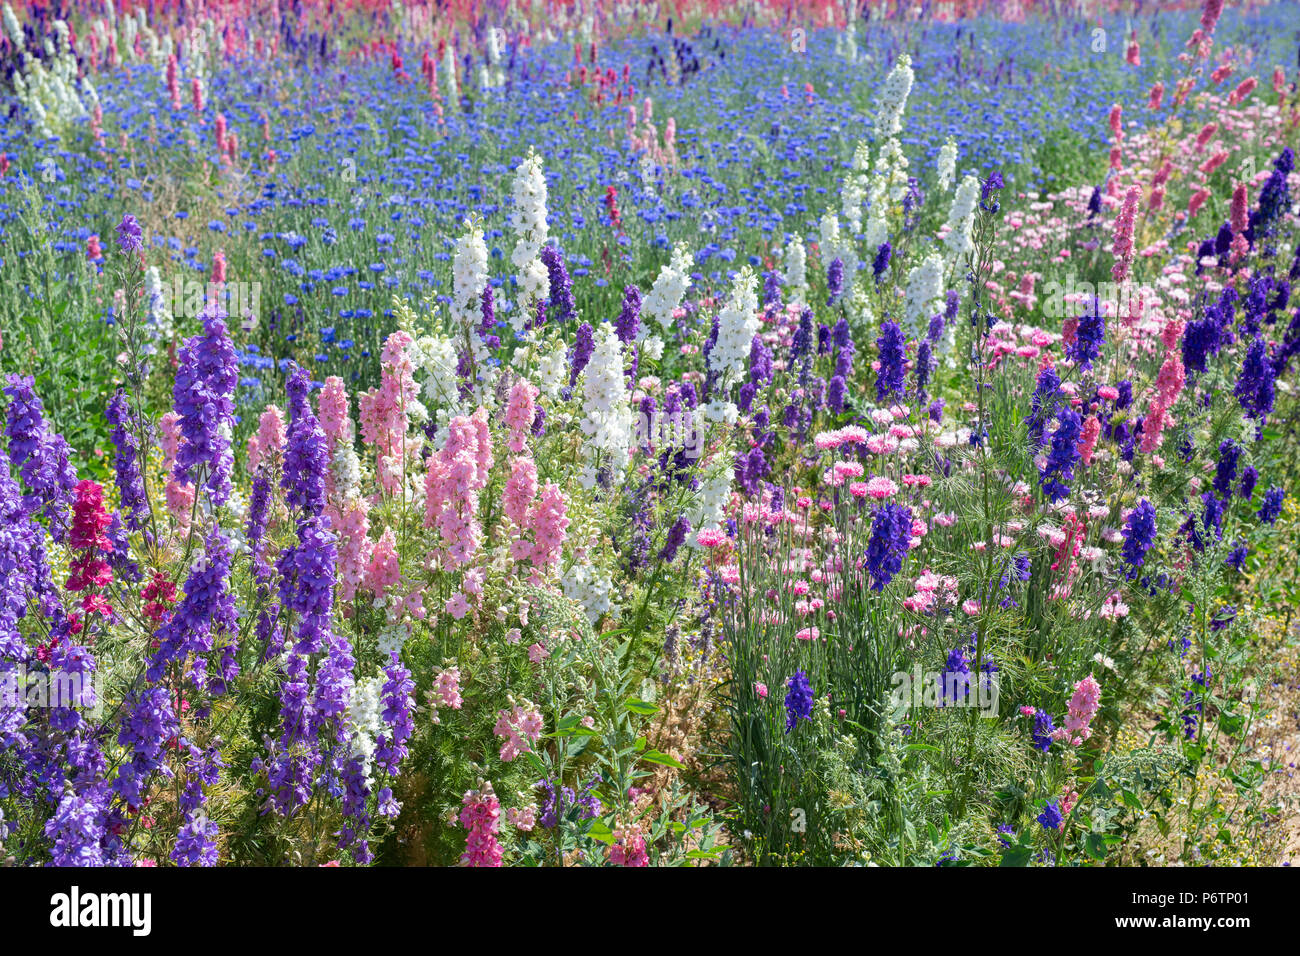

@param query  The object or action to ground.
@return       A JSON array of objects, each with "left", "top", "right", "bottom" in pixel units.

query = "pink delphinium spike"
[{"left": 1110, "top": 185, "right": 1140, "bottom": 283}]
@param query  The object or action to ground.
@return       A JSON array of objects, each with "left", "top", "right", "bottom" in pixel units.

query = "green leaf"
[
  {"left": 1084, "top": 832, "right": 1108, "bottom": 861},
  {"left": 1000, "top": 845, "right": 1032, "bottom": 867},
  {"left": 585, "top": 820, "right": 615, "bottom": 845},
  {"left": 686, "top": 848, "right": 724, "bottom": 860},
  {"left": 640, "top": 749, "right": 686, "bottom": 770},
  {"left": 624, "top": 697, "right": 658, "bottom": 716}
]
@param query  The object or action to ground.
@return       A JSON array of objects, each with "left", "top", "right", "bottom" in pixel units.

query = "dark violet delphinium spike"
[
  {"left": 1120, "top": 499, "right": 1157, "bottom": 579},
  {"left": 283, "top": 363, "right": 329, "bottom": 519},
  {"left": 865, "top": 503, "right": 913, "bottom": 591},
  {"left": 872, "top": 242, "right": 892, "bottom": 281},
  {"left": 1214, "top": 221, "right": 1233, "bottom": 258},
  {"left": 114, "top": 685, "right": 181, "bottom": 809},
  {"left": 784, "top": 670, "right": 814, "bottom": 733},
  {"left": 105, "top": 389, "right": 148, "bottom": 530},
  {"left": 939, "top": 645, "right": 971, "bottom": 705},
  {"left": 1086, "top": 186, "right": 1102, "bottom": 221},
  {"left": 172, "top": 744, "right": 222, "bottom": 866},
  {"left": 541, "top": 245, "right": 575, "bottom": 323},
  {"left": 1240, "top": 465, "right": 1258, "bottom": 501},
  {"left": 374, "top": 651, "right": 415, "bottom": 776},
  {"left": 915, "top": 340, "right": 933, "bottom": 402},
  {"left": 790, "top": 307, "right": 813, "bottom": 366},
  {"left": 876, "top": 319, "right": 906, "bottom": 402},
  {"left": 750, "top": 334, "right": 773, "bottom": 386},
  {"left": 1025, "top": 366, "right": 1061, "bottom": 448},
  {"left": 1248, "top": 147, "right": 1293, "bottom": 252},
  {"left": 1273, "top": 308, "right": 1300, "bottom": 377},
  {"left": 827, "top": 376, "right": 847, "bottom": 415},
  {"left": 1212, "top": 440, "right": 1241, "bottom": 499},
  {"left": 339, "top": 754, "right": 373, "bottom": 863},
  {"left": 146, "top": 525, "right": 238, "bottom": 684},
  {"left": 105, "top": 512, "right": 141, "bottom": 583},
  {"left": 1067, "top": 297, "right": 1105, "bottom": 370},
  {"left": 479, "top": 284, "right": 500, "bottom": 350},
  {"left": 826, "top": 256, "right": 843, "bottom": 305},
  {"left": 569, "top": 322, "right": 595, "bottom": 387},
  {"left": 1039, "top": 409, "right": 1083, "bottom": 502},
  {"left": 614, "top": 284, "right": 642, "bottom": 344},
  {"left": 1183, "top": 493, "right": 1225, "bottom": 551},
  {"left": 3, "top": 374, "right": 77, "bottom": 538},
  {"left": 1234, "top": 336, "right": 1276, "bottom": 428},
  {"left": 1257, "top": 487, "right": 1285, "bottom": 524},
  {"left": 1182, "top": 310, "right": 1221, "bottom": 376},
  {"left": 1267, "top": 280, "right": 1291, "bottom": 325},
  {"left": 173, "top": 304, "right": 238, "bottom": 507},
  {"left": 1031, "top": 709, "right": 1055, "bottom": 752},
  {"left": 762, "top": 269, "right": 782, "bottom": 307},
  {"left": 660, "top": 515, "right": 691, "bottom": 561}
]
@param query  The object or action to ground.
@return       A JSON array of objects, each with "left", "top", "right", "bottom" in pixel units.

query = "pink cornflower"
[{"left": 696, "top": 528, "right": 727, "bottom": 548}]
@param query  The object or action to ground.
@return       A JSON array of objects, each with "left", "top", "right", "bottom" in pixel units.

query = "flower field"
[{"left": 1, "top": 0, "right": 1299, "bottom": 873}]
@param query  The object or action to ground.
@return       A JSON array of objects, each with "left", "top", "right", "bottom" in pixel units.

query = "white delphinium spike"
[
  {"left": 873, "top": 53, "right": 914, "bottom": 140},
  {"left": 687, "top": 466, "right": 734, "bottom": 543},
  {"left": 2, "top": 3, "right": 24, "bottom": 49},
  {"left": 145, "top": 266, "right": 175, "bottom": 340},
  {"left": 643, "top": 241, "right": 693, "bottom": 330},
  {"left": 451, "top": 218, "right": 490, "bottom": 371},
  {"left": 904, "top": 253, "right": 946, "bottom": 336},
  {"left": 937, "top": 137, "right": 958, "bottom": 192},
  {"left": 842, "top": 141, "right": 870, "bottom": 235},
  {"left": 509, "top": 147, "right": 550, "bottom": 318},
  {"left": 942, "top": 174, "right": 981, "bottom": 269},
  {"left": 441, "top": 44, "right": 459, "bottom": 103},
  {"left": 710, "top": 265, "right": 759, "bottom": 393},
  {"left": 820, "top": 209, "right": 858, "bottom": 284},
  {"left": 578, "top": 322, "right": 634, "bottom": 490}
]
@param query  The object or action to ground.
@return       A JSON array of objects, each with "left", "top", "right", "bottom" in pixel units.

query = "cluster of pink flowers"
[
  {"left": 1109, "top": 184, "right": 1140, "bottom": 283},
  {"left": 360, "top": 331, "right": 422, "bottom": 496},
  {"left": 333, "top": 499, "right": 372, "bottom": 603},
  {"left": 606, "top": 822, "right": 650, "bottom": 867},
  {"left": 504, "top": 378, "right": 538, "bottom": 453},
  {"left": 1140, "top": 318, "right": 1187, "bottom": 454},
  {"left": 424, "top": 408, "right": 493, "bottom": 568},
  {"left": 1053, "top": 675, "right": 1103, "bottom": 746},
  {"left": 432, "top": 666, "right": 463, "bottom": 710},
  {"left": 459, "top": 785, "right": 503, "bottom": 867},
  {"left": 159, "top": 410, "right": 195, "bottom": 536},
  {"left": 66, "top": 479, "right": 115, "bottom": 632},
  {"left": 493, "top": 702, "right": 544, "bottom": 762},
  {"left": 245, "top": 404, "right": 286, "bottom": 474}
]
